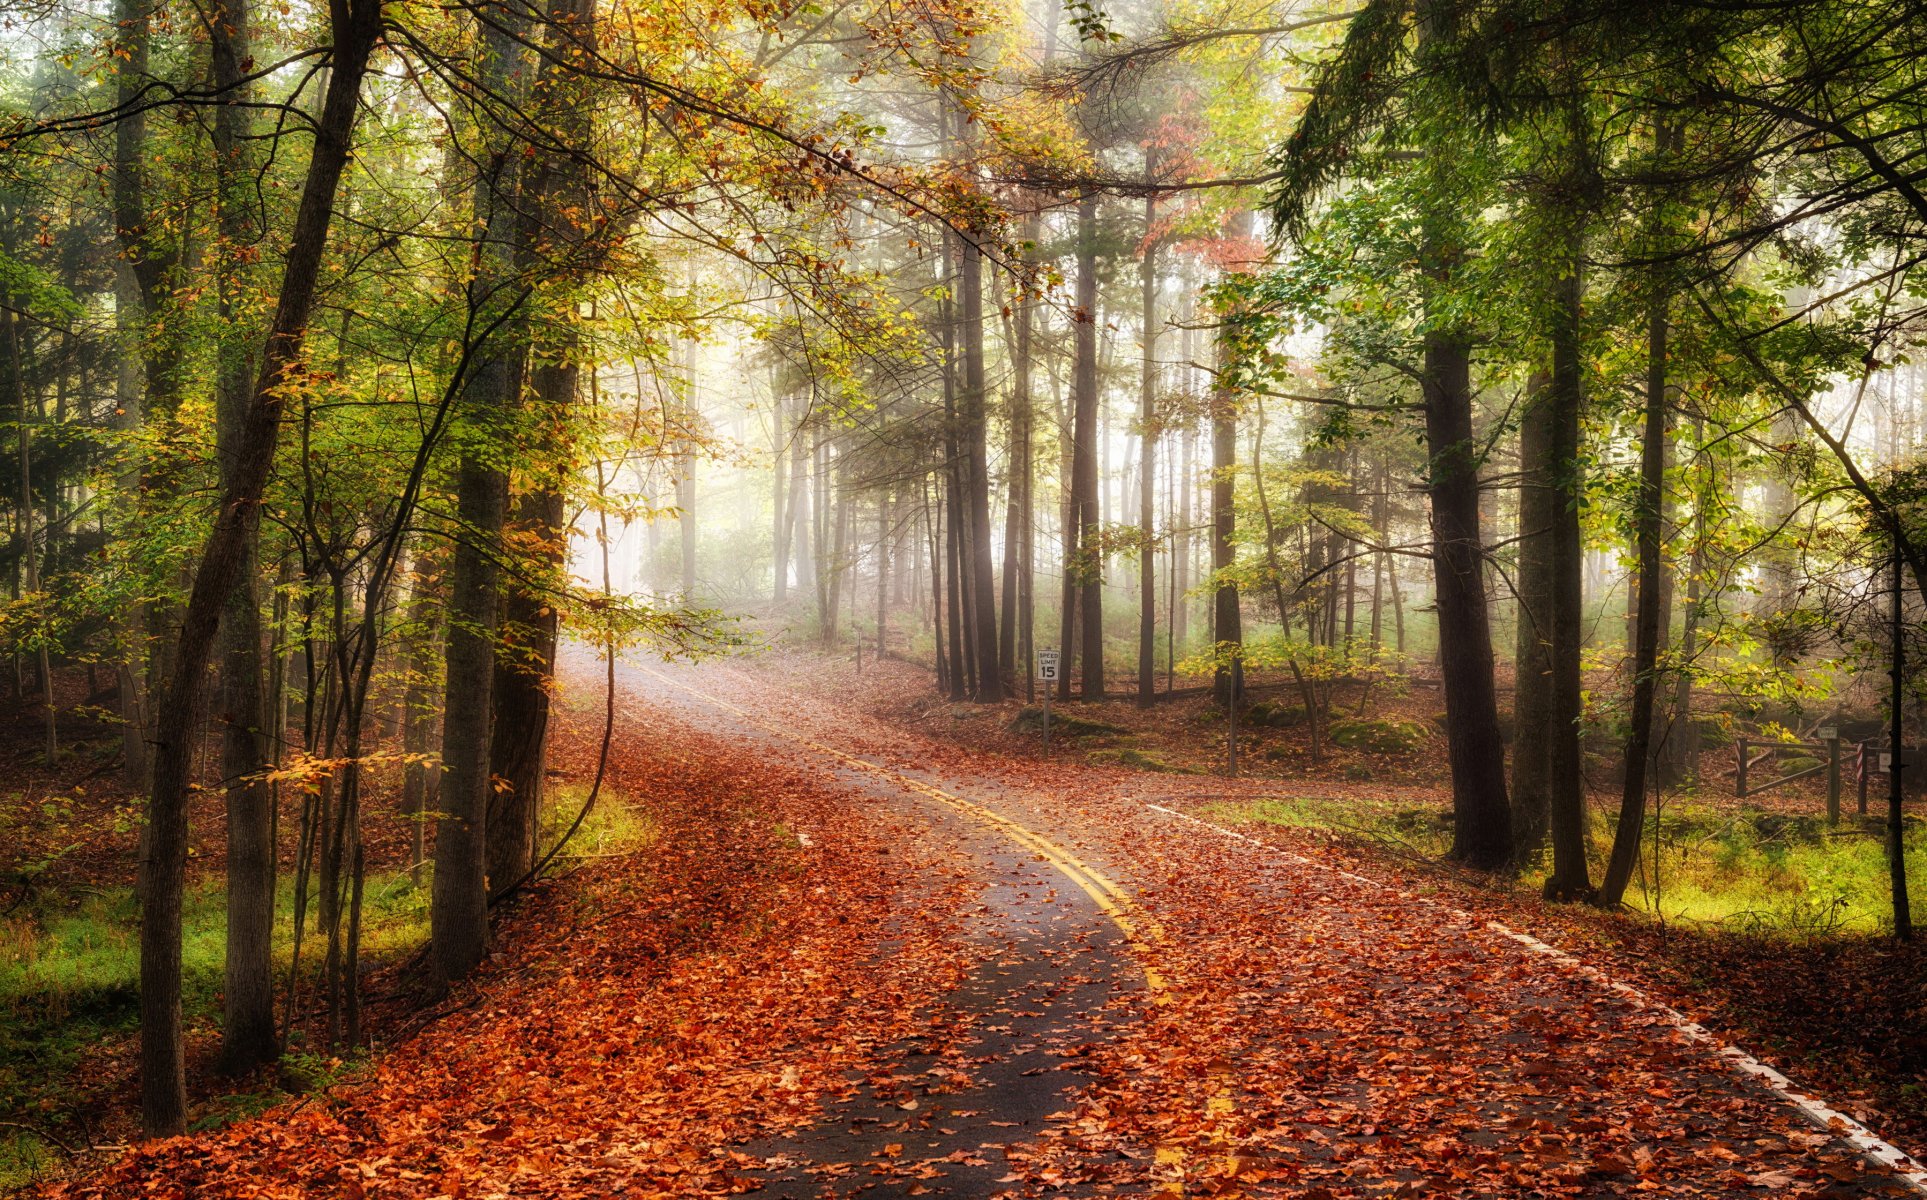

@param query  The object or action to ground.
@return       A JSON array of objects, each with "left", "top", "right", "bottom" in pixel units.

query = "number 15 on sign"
[{"left": 1036, "top": 650, "right": 1060, "bottom": 754}]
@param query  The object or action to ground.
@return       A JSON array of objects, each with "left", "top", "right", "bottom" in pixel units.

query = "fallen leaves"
[{"left": 43, "top": 651, "right": 1927, "bottom": 1199}]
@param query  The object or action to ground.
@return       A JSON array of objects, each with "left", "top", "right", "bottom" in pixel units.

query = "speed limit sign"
[{"left": 1037, "top": 649, "right": 1061, "bottom": 681}]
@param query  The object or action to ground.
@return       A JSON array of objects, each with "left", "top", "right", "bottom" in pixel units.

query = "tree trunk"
[
  {"left": 1511, "top": 371, "right": 1554, "bottom": 860},
  {"left": 1210, "top": 215, "right": 1247, "bottom": 708},
  {"left": 401, "top": 561, "right": 443, "bottom": 888},
  {"left": 1597, "top": 262, "right": 1668, "bottom": 908},
  {"left": 1669, "top": 429, "right": 1706, "bottom": 780},
  {"left": 485, "top": 22, "right": 589, "bottom": 893},
  {"left": 773, "top": 390, "right": 790, "bottom": 604},
  {"left": 959, "top": 233, "right": 1002, "bottom": 701},
  {"left": 206, "top": 0, "right": 277, "bottom": 1075},
  {"left": 999, "top": 213, "right": 1037, "bottom": 693},
  {"left": 678, "top": 392, "right": 698, "bottom": 600},
  {"left": 1073, "top": 193, "right": 1104, "bottom": 700},
  {"left": 791, "top": 422, "right": 813, "bottom": 600},
  {"left": 829, "top": 459, "right": 850, "bottom": 647},
  {"left": 877, "top": 493, "right": 890, "bottom": 657},
  {"left": 433, "top": 3, "right": 528, "bottom": 988},
  {"left": 2, "top": 313, "right": 55, "bottom": 763},
  {"left": 139, "top": 0, "right": 381, "bottom": 1134},
  {"left": 487, "top": 485, "right": 562, "bottom": 895},
  {"left": 1423, "top": 330, "right": 1512, "bottom": 869},
  {"left": 111, "top": 0, "right": 175, "bottom": 796},
  {"left": 1542, "top": 243, "right": 1591, "bottom": 899},
  {"left": 1136, "top": 185, "right": 1158, "bottom": 707}
]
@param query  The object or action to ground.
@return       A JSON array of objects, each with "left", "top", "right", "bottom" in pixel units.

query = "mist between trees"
[{"left": 0, "top": 0, "right": 1925, "bottom": 1151}]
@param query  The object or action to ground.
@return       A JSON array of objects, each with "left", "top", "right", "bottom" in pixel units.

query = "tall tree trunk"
[
  {"left": 829, "top": 459, "right": 850, "bottom": 647},
  {"left": 401, "top": 559, "right": 443, "bottom": 888},
  {"left": 485, "top": 1, "right": 592, "bottom": 895},
  {"left": 208, "top": 0, "right": 277, "bottom": 1075},
  {"left": 1669, "top": 428, "right": 1706, "bottom": 780},
  {"left": 1597, "top": 259, "right": 1668, "bottom": 908},
  {"left": 433, "top": 3, "right": 528, "bottom": 988},
  {"left": 959, "top": 233, "right": 1002, "bottom": 700},
  {"left": 791, "top": 423, "right": 813, "bottom": 600},
  {"left": 139, "top": 0, "right": 381, "bottom": 1134},
  {"left": 1423, "top": 329, "right": 1512, "bottom": 868},
  {"left": 111, "top": 0, "right": 174, "bottom": 795},
  {"left": 1136, "top": 184, "right": 1158, "bottom": 707},
  {"left": 877, "top": 493, "right": 890, "bottom": 657},
  {"left": 1210, "top": 215, "right": 1247, "bottom": 708},
  {"left": 773, "top": 392, "right": 790, "bottom": 604},
  {"left": 1072, "top": 193, "right": 1104, "bottom": 700},
  {"left": 1543, "top": 240, "right": 1591, "bottom": 899},
  {"left": 1511, "top": 371, "right": 1554, "bottom": 860},
  {"left": 113, "top": 260, "right": 151, "bottom": 792},
  {"left": 1370, "top": 458, "right": 1386, "bottom": 649},
  {"left": 999, "top": 214, "right": 1037, "bottom": 692},
  {"left": 487, "top": 484, "right": 562, "bottom": 895},
  {"left": 678, "top": 367, "right": 698, "bottom": 600},
  {"left": 1175, "top": 415, "right": 1193, "bottom": 662},
  {"left": 2, "top": 312, "right": 55, "bottom": 762}
]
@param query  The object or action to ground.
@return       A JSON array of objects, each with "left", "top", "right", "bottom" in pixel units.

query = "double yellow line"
[
  {"left": 638, "top": 665, "right": 1170, "bottom": 993},
  {"left": 637, "top": 665, "right": 1244, "bottom": 1192}
]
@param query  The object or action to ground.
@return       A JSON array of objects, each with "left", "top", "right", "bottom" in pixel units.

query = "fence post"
[
  {"left": 1826, "top": 731, "right": 1842, "bottom": 825},
  {"left": 1737, "top": 736, "right": 1748, "bottom": 798}
]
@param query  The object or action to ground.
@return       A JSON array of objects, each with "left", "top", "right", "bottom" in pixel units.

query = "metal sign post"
[{"left": 1036, "top": 649, "right": 1060, "bottom": 755}]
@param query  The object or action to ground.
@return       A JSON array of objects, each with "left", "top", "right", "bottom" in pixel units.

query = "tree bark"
[
  {"left": 487, "top": 485, "right": 562, "bottom": 895},
  {"left": 1543, "top": 243, "right": 1591, "bottom": 899},
  {"left": 433, "top": 3, "right": 529, "bottom": 988},
  {"left": 206, "top": 0, "right": 277, "bottom": 1076},
  {"left": 485, "top": 2, "right": 591, "bottom": 896},
  {"left": 998, "top": 214, "right": 1037, "bottom": 694},
  {"left": 1511, "top": 371, "right": 1554, "bottom": 861},
  {"left": 1597, "top": 263, "right": 1668, "bottom": 908},
  {"left": 1210, "top": 215, "right": 1248, "bottom": 708},
  {"left": 140, "top": 0, "right": 381, "bottom": 1134},
  {"left": 1136, "top": 185, "right": 1158, "bottom": 707},
  {"left": 678, "top": 355, "right": 699, "bottom": 600},
  {"left": 959, "top": 232, "right": 1002, "bottom": 700},
  {"left": 401, "top": 559, "right": 443, "bottom": 887},
  {"left": 1423, "top": 330, "right": 1512, "bottom": 869},
  {"left": 1072, "top": 193, "right": 1104, "bottom": 700}
]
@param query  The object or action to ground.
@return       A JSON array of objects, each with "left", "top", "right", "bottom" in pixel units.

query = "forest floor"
[
  {"left": 30, "top": 643, "right": 1927, "bottom": 1198},
  {"left": 764, "top": 643, "right": 1927, "bottom": 1141}
]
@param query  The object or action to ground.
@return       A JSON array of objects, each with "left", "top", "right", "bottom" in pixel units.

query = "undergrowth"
[
  {"left": 1209, "top": 793, "right": 1927, "bottom": 935},
  {"left": 0, "top": 788, "right": 645, "bottom": 1188}
]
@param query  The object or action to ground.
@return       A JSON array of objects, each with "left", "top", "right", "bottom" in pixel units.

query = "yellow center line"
[
  {"left": 637, "top": 666, "right": 1250, "bottom": 1192},
  {"left": 640, "top": 665, "right": 1168, "bottom": 985}
]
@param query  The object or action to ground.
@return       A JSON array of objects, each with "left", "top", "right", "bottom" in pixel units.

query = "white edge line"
[{"left": 1142, "top": 801, "right": 1927, "bottom": 1194}]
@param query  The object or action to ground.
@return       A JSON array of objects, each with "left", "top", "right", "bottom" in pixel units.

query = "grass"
[
  {"left": 1205, "top": 792, "right": 1927, "bottom": 936},
  {"left": 0, "top": 787, "right": 647, "bottom": 1188},
  {"left": 540, "top": 783, "right": 653, "bottom": 861}
]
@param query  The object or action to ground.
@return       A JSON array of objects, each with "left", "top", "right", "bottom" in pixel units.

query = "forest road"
[{"left": 628, "top": 654, "right": 1926, "bottom": 1199}]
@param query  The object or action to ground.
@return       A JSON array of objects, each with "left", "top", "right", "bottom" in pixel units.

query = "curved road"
[{"left": 629, "top": 654, "right": 1924, "bottom": 1199}]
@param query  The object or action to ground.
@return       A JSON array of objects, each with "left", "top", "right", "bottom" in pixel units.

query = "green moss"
[
  {"left": 1328, "top": 718, "right": 1430, "bottom": 754},
  {"left": 1246, "top": 702, "right": 1307, "bottom": 728},
  {"left": 1088, "top": 747, "right": 1195, "bottom": 773}
]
